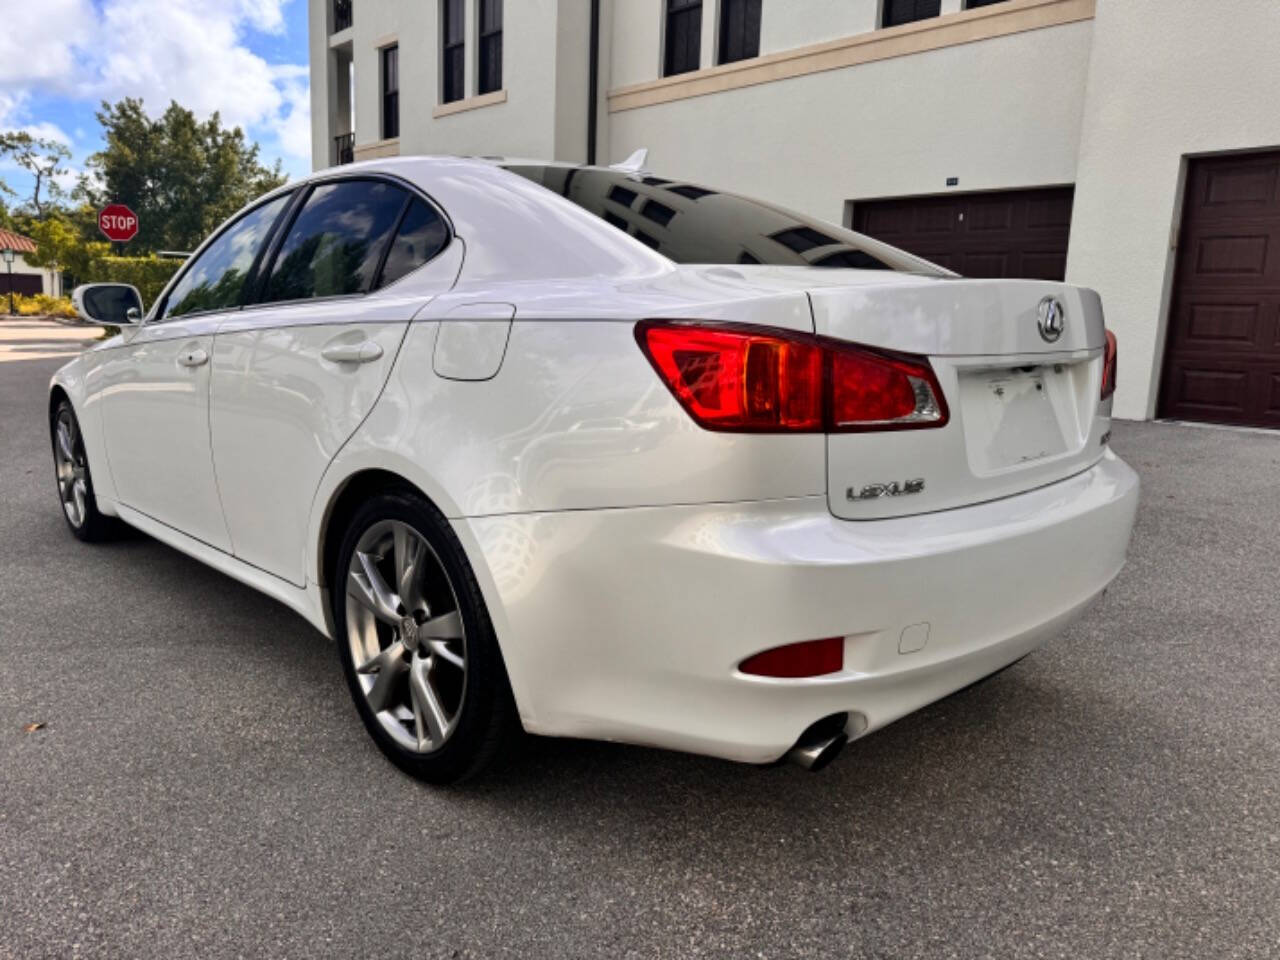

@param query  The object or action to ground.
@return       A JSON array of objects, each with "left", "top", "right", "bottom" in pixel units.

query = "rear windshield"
[{"left": 501, "top": 164, "right": 947, "bottom": 275}]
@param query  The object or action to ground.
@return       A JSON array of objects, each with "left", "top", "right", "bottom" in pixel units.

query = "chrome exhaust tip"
[
  {"left": 785, "top": 713, "right": 854, "bottom": 772},
  {"left": 787, "top": 732, "right": 848, "bottom": 772}
]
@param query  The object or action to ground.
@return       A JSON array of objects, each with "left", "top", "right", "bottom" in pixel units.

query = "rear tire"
[
  {"left": 333, "top": 488, "right": 516, "bottom": 784},
  {"left": 50, "top": 400, "right": 118, "bottom": 543}
]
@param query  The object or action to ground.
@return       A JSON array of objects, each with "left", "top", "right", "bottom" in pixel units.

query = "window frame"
[
  {"left": 663, "top": 0, "right": 702, "bottom": 77},
  {"left": 717, "top": 0, "right": 761, "bottom": 66},
  {"left": 441, "top": 0, "right": 466, "bottom": 104},
  {"left": 148, "top": 189, "right": 297, "bottom": 324},
  {"left": 220, "top": 174, "right": 454, "bottom": 313},
  {"left": 381, "top": 44, "right": 400, "bottom": 140},
  {"left": 477, "top": 0, "right": 503, "bottom": 96}
]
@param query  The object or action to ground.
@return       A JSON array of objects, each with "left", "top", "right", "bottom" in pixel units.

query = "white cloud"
[
  {"left": 1, "top": 0, "right": 310, "bottom": 170},
  {"left": 272, "top": 66, "right": 313, "bottom": 176},
  {"left": 11, "top": 122, "right": 74, "bottom": 147},
  {"left": 234, "top": 0, "right": 290, "bottom": 34},
  {"left": 0, "top": 0, "right": 94, "bottom": 90}
]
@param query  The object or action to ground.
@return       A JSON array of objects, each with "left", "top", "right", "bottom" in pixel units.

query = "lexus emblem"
[{"left": 1037, "top": 297, "right": 1066, "bottom": 343}]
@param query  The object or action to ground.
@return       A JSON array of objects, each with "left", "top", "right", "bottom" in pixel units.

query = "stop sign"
[{"left": 98, "top": 204, "right": 139, "bottom": 243}]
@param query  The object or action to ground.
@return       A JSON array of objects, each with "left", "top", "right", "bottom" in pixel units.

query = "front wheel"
[
  {"left": 51, "top": 400, "right": 118, "bottom": 542},
  {"left": 333, "top": 489, "right": 516, "bottom": 784}
]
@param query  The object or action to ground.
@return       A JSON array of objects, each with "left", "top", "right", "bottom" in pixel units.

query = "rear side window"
[
  {"left": 376, "top": 199, "right": 450, "bottom": 288},
  {"left": 502, "top": 164, "right": 944, "bottom": 275},
  {"left": 161, "top": 193, "right": 291, "bottom": 320},
  {"left": 262, "top": 180, "right": 407, "bottom": 302}
]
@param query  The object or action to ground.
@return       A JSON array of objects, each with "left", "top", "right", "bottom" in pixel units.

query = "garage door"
[
  {"left": 852, "top": 187, "right": 1074, "bottom": 280},
  {"left": 1158, "top": 152, "right": 1280, "bottom": 428},
  {"left": 0, "top": 274, "right": 43, "bottom": 297}
]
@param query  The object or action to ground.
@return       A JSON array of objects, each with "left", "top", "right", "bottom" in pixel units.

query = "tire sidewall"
[
  {"left": 332, "top": 489, "right": 510, "bottom": 784},
  {"left": 51, "top": 400, "right": 103, "bottom": 542}
]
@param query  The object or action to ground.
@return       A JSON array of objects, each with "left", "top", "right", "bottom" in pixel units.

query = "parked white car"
[{"left": 55, "top": 155, "right": 1137, "bottom": 782}]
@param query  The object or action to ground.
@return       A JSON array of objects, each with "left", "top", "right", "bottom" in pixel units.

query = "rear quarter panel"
[{"left": 345, "top": 318, "right": 825, "bottom": 518}]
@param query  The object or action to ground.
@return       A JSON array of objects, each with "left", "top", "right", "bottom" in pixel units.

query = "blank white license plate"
[{"left": 960, "top": 367, "right": 1071, "bottom": 472}]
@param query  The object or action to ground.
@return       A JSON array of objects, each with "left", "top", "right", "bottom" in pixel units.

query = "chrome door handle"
[
  {"left": 178, "top": 347, "right": 209, "bottom": 368},
  {"left": 321, "top": 341, "right": 384, "bottom": 364}
]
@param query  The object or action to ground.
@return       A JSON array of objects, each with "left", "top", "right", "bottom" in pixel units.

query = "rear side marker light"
[
  {"left": 740, "top": 638, "right": 844, "bottom": 679},
  {"left": 636, "top": 321, "right": 948, "bottom": 433},
  {"left": 1101, "top": 329, "right": 1118, "bottom": 400}
]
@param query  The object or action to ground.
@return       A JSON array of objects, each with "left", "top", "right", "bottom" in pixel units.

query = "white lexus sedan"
[{"left": 55, "top": 155, "right": 1138, "bottom": 783}]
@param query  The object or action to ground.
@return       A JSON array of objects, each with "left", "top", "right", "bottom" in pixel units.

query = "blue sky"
[{"left": 0, "top": 0, "right": 312, "bottom": 209}]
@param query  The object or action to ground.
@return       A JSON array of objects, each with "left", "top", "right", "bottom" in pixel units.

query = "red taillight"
[
  {"left": 637, "top": 324, "right": 822, "bottom": 431},
  {"left": 829, "top": 341, "right": 947, "bottom": 431},
  {"left": 739, "top": 638, "right": 844, "bottom": 678},
  {"left": 635, "top": 321, "right": 948, "bottom": 433},
  {"left": 1101, "top": 329, "right": 1118, "bottom": 400}
]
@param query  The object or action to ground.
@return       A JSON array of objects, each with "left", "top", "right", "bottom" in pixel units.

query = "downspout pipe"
[{"left": 587, "top": 0, "right": 600, "bottom": 165}]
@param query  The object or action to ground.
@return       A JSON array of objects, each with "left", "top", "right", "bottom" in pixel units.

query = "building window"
[
  {"left": 882, "top": 0, "right": 941, "bottom": 28},
  {"left": 332, "top": 0, "right": 352, "bottom": 32},
  {"left": 663, "top": 0, "right": 701, "bottom": 77},
  {"left": 442, "top": 0, "right": 465, "bottom": 103},
  {"left": 381, "top": 45, "right": 399, "bottom": 139},
  {"left": 718, "top": 0, "right": 761, "bottom": 64},
  {"left": 478, "top": 0, "right": 503, "bottom": 95}
]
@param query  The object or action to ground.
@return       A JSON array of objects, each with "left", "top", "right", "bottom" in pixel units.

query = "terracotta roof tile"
[{"left": 0, "top": 229, "right": 37, "bottom": 255}]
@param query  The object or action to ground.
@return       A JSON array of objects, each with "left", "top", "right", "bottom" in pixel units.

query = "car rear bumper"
[{"left": 458, "top": 450, "right": 1139, "bottom": 764}]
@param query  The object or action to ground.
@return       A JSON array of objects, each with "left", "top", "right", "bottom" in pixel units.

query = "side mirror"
[{"left": 72, "top": 283, "right": 145, "bottom": 326}]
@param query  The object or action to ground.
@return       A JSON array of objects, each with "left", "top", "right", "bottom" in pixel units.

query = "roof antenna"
[{"left": 610, "top": 148, "right": 648, "bottom": 175}]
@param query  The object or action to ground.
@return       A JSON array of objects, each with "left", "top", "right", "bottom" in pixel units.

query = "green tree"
[
  {"left": 0, "top": 132, "right": 72, "bottom": 217},
  {"left": 20, "top": 209, "right": 106, "bottom": 282},
  {"left": 86, "top": 98, "right": 287, "bottom": 253}
]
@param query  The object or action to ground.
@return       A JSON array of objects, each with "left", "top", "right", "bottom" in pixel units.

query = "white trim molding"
[
  {"left": 353, "top": 137, "right": 401, "bottom": 161},
  {"left": 432, "top": 89, "right": 508, "bottom": 119}
]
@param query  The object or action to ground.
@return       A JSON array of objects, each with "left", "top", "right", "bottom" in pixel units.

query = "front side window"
[
  {"left": 718, "top": 0, "right": 761, "bottom": 64},
  {"left": 664, "top": 0, "right": 702, "bottom": 77},
  {"left": 502, "top": 165, "right": 945, "bottom": 275},
  {"left": 382, "top": 45, "right": 399, "bottom": 139},
  {"left": 377, "top": 199, "right": 451, "bottom": 287},
  {"left": 478, "top": 0, "right": 503, "bottom": 95},
  {"left": 262, "top": 180, "right": 408, "bottom": 302},
  {"left": 442, "top": 0, "right": 465, "bottom": 103},
  {"left": 161, "top": 193, "right": 291, "bottom": 320},
  {"left": 883, "top": 0, "right": 941, "bottom": 27}
]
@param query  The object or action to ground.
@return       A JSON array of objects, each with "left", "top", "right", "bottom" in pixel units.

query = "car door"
[
  {"left": 97, "top": 192, "right": 293, "bottom": 551},
  {"left": 209, "top": 178, "right": 459, "bottom": 587}
]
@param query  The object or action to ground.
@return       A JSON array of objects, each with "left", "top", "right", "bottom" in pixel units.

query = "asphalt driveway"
[{"left": 2, "top": 337, "right": 1278, "bottom": 959}]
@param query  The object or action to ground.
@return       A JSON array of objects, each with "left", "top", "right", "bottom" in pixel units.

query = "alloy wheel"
[
  {"left": 54, "top": 409, "right": 89, "bottom": 529},
  {"left": 345, "top": 520, "right": 468, "bottom": 754}
]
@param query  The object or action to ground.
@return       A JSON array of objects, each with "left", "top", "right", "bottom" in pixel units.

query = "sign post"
[
  {"left": 2, "top": 247, "right": 14, "bottom": 316},
  {"left": 98, "top": 205, "right": 139, "bottom": 245}
]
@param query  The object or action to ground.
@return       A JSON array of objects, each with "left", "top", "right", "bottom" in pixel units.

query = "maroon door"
[
  {"left": 0, "top": 273, "right": 43, "bottom": 297},
  {"left": 1158, "top": 152, "right": 1280, "bottom": 428},
  {"left": 852, "top": 187, "right": 1074, "bottom": 281}
]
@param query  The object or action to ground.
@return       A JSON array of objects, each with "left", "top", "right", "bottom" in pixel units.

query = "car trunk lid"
[{"left": 808, "top": 276, "right": 1110, "bottom": 520}]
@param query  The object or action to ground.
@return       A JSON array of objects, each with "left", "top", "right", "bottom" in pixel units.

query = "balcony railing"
[
  {"left": 334, "top": 133, "right": 354, "bottom": 166},
  {"left": 332, "top": 0, "right": 352, "bottom": 32}
]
